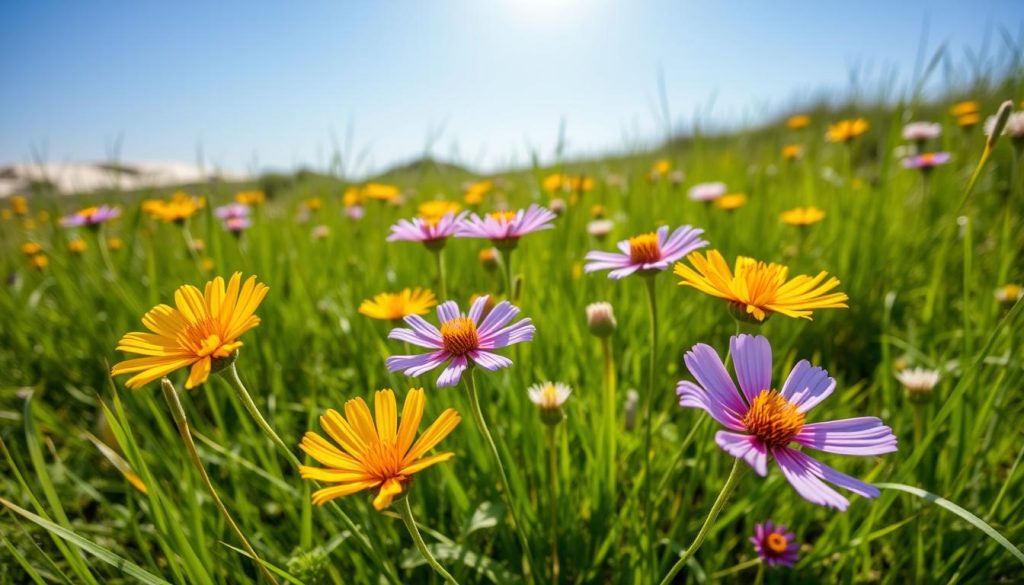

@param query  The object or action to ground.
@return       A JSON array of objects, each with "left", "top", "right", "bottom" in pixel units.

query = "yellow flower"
[
  {"left": 674, "top": 250, "right": 848, "bottom": 322},
  {"left": 107, "top": 237, "right": 125, "bottom": 251},
  {"left": 235, "top": 190, "right": 265, "bottom": 205},
  {"left": 304, "top": 197, "right": 323, "bottom": 211},
  {"left": 343, "top": 187, "right": 363, "bottom": 207},
  {"left": 782, "top": 144, "right": 803, "bottom": 160},
  {"left": 957, "top": 113, "right": 980, "bottom": 128},
  {"left": 1, "top": 209, "right": 11, "bottom": 220},
  {"left": 714, "top": 194, "right": 747, "bottom": 211},
  {"left": 590, "top": 204, "right": 606, "bottom": 218},
  {"left": 22, "top": 219, "right": 36, "bottom": 230},
  {"left": 299, "top": 388, "right": 460, "bottom": 510},
  {"left": 111, "top": 273, "right": 269, "bottom": 389},
  {"left": 787, "top": 115, "right": 811, "bottom": 129},
  {"left": 359, "top": 289, "right": 437, "bottom": 321},
  {"left": 29, "top": 255, "right": 49, "bottom": 270},
  {"left": 143, "top": 192, "right": 205, "bottom": 222},
  {"left": 950, "top": 101, "right": 979, "bottom": 117},
  {"left": 20, "top": 242, "right": 43, "bottom": 256},
  {"left": 418, "top": 200, "right": 461, "bottom": 221},
  {"left": 201, "top": 258, "right": 215, "bottom": 272},
  {"left": 542, "top": 173, "right": 592, "bottom": 193},
  {"left": 11, "top": 195, "right": 29, "bottom": 215},
  {"left": 995, "top": 284, "right": 1023, "bottom": 305},
  {"left": 826, "top": 118, "right": 869, "bottom": 143},
  {"left": 479, "top": 247, "right": 499, "bottom": 272},
  {"left": 542, "top": 173, "right": 566, "bottom": 193},
  {"left": 361, "top": 183, "right": 401, "bottom": 202},
  {"left": 651, "top": 159, "right": 672, "bottom": 177},
  {"left": 37, "top": 210, "right": 50, "bottom": 222},
  {"left": 780, "top": 206, "right": 826, "bottom": 226},
  {"left": 68, "top": 239, "right": 88, "bottom": 254},
  {"left": 463, "top": 180, "right": 493, "bottom": 205}
]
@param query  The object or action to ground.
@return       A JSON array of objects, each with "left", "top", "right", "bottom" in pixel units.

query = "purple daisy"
[
  {"left": 215, "top": 203, "right": 251, "bottom": 220},
  {"left": 583, "top": 224, "right": 707, "bottom": 279},
  {"left": 60, "top": 205, "right": 121, "bottom": 229},
  {"left": 677, "top": 334, "right": 897, "bottom": 510},
  {"left": 387, "top": 211, "right": 467, "bottom": 246},
  {"left": 902, "top": 152, "right": 952, "bottom": 170},
  {"left": 456, "top": 204, "right": 556, "bottom": 248},
  {"left": 386, "top": 296, "right": 534, "bottom": 388},
  {"left": 751, "top": 521, "right": 800, "bottom": 567}
]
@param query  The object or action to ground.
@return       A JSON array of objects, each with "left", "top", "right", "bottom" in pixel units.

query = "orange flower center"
[
  {"left": 489, "top": 211, "right": 517, "bottom": 224},
  {"left": 766, "top": 533, "right": 789, "bottom": 554},
  {"left": 440, "top": 317, "right": 479, "bottom": 355},
  {"left": 629, "top": 233, "right": 661, "bottom": 264},
  {"left": 742, "top": 390, "right": 805, "bottom": 448}
]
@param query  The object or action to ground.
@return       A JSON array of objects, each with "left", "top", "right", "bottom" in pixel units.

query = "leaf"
[
  {"left": 400, "top": 542, "right": 514, "bottom": 585},
  {"left": 0, "top": 496, "right": 172, "bottom": 585},
  {"left": 876, "top": 483, "right": 1024, "bottom": 565},
  {"left": 463, "top": 501, "right": 505, "bottom": 536}
]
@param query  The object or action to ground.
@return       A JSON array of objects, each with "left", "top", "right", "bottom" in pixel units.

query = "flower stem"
[
  {"left": 547, "top": 425, "right": 560, "bottom": 584},
  {"left": 160, "top": 379, "right": 279, "bottom": 585},
  {"left": 658, "top": 458, "right": 744, "bottom": 585},
  {"left": 600, "top": 335, "right": 617, "bottom": 502},
  {"left": 433, "top": 248, "right": 448, "bottom": 300},
  {"left": 641, "top": 274, "right": 658, "bottom": 578},
  {"left": 398, "top": 497, "right": 461, "bottom": 584},
  {"left": 464, "top": 369, "right": 538, "bottom": 584}
]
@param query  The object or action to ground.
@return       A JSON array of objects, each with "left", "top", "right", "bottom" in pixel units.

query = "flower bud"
[
  {"left": 896, "top": 367, "right": 940, "bottom": 404},
  {"left": 479, "top": 247, "right": 499, "bottom": 272},
  {"left": 549, "top": 198, "right": 567, "bottom": 215},
  {"left": 586, "top": 302, "right": 617, "bottom": 337},
  {"left": 995, "top": 284, "right": 1023, "bottom": 306},
  {"left": 623, "top": 389, "right": 639, "bottom": 431},
  {"left": 528, "top": 382, "right": 571, "bottom": 426}
]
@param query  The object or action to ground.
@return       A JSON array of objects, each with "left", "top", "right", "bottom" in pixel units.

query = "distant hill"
[{"left": 0, "top": 161, "right": 248, "bottom": 198}]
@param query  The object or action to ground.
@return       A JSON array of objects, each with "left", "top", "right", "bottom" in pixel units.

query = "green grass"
[{"left": 1, "top": 84, "right": 1023, "bottom": 583}]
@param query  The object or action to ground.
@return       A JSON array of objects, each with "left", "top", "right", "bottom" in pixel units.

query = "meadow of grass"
[{"left": 1, "top": 78, "right": 1023, "bottom": 583}]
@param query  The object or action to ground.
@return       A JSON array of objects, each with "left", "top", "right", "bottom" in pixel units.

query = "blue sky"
[{"left": 1, "top": 1, "right": 1020, "bottom": 176}]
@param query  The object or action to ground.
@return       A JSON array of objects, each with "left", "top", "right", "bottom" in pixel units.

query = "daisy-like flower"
[
  {"left": 10, "top": 195, "right": 29, "bottom": 216},
  {"left": 143, "top": 192, "right": 205, "bottom": 223},
  {"left": 360, "top": 183, "right": 401, "bottom": 203},
  {"left": 359, "top": 288, "right": 437, "bottom": 321},
  {"left": 457, "top": 204, "right": 556, "bottom": 250},
  {"left": 587, "top": 218, "right": 614, "bottom": 239},
  {"left": 751, "top": 521, "right": 800, "bottom": 567},
  {"left": 111, "top": 273, "right": 269, "bottom": 389},
  {"left": 780, "top": 206, "right": 826, "bottom": 227},
  {"left": 234, "top": 190, "right": 265, "bottom": 205},
  {"left": 387, "top": 211, "right": 467, "bottom": 248},
  {"left": 527, "top": 381, "right": 572, "bottom": 411},
  {"left": 215, "top": 203, "right": 252, "bottom": 234},
  {"left": 688, "top": 182, "right": 727, "bottom": 203},
  {"left": 895, "top": 367, "right": 940, "bottom": 402},
  {"left": 463, "top": 180, "right": 493, "bottom": 205},
  {"left": 901, "top": 122, "right": 942, "bottom": 142},
  {"left": 650, "top": 159, "right": 672, "bottom": 179},
  {"left": 677, "top": 334, "right": 897, "bottom": 510},
  {"left": 902, "top": 152, "right": 952, "bottom": 170},
  {"left": 782, "top": 144, "right": 803, "bottom": 160},
  {"left": 714, "top": 194, "right": 747, "bottom": 211},
  {"left": 826, "top": 119, "right": 869, "bottom": 143},
  {"left": 299, "top": 388, "right": 460, "bottom": 509},
  {"left": 68, "top": 239, "right": 88, "bottom": 254},
  {"left": 584, "top": 225, "right": 707, "bottom": 280},
  {"left": 60, "top": 205, "right": 121, "bottom": 229},
  {"left": 418, "top": 200, "right": 461, "bottom": 221},
  {"left": 995, "top": 284, "right": 1023, "bottom": 305},
  {"left": 675, "top": 250, "right": 848, "bottom": 322},
  {"left": 951, "top": 100, "right": 979, "bottom": 117},
  {"left": 957, "top": 113, "right": 981, "bottom": 128},
  {"left": 386, "top": 296, "right": 534, "bottom": 388},
  {"left": 786, "top": 114, "right": 811, "bottom": 129},
  {"left": 107, "top": 237, "right": 125, "bottom": 251},
  {"left": 20, "top": 242, "right": 43, "bottom": 256}
]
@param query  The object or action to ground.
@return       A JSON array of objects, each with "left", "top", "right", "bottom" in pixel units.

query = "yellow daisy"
[
  {"left": 68, "top": 239, "right": 88, "bottom": 254},
  {"left": 780, "top": 206, "right": 826, "bottom": 226},
  {"left": 20, "top": 242, "right": 43, "bottom": 255},
  {"left": 674, "top": 250, "right": 848, "bottom": 322},
  {"left": 299, "top": 388, "right": 460, "bottom": 509},
  {"left": 781, "top": 144, "right": 803, "bottom": 160},
  {"left": 826, "top": 119, "right": 869, "bottom": 143},
  {"left": 787, "top": 114, "right": 811, "bottom": 129},
  {"left": 112, "top": 272, "right": 269, "bottom": 389},
  {"left": 143, "top": 192, "right": 205, "bottom": 223},
  {"left": 463, "top": 180, "right": 493, "bottom": 205},
  {"left": 359, "top": 288, "right": 437, "bottom": 321},
  {"left": 235, "top": 190, "right": 266, "bottom": 205},
  {"left": 362, "top": 183, "right": 401, "bottom": 202},
  {"left": 418, "top": 200, "right": 461, "bottom": 222},
  {"left": 714, "top": 194, "right": 748, "bottom": 211},
  {"left": 950, "top": 101, "right": 979, "bottom": 117}
]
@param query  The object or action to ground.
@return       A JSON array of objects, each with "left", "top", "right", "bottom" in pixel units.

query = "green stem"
[
  {"left": 547, "top": 425, "right": 560, "bottom": 585},
  {"left": 160, "top": 379, "right": 279, "bottom": 585},
  {"left": 600, "top": 335, "right": 617, "bottom": 502},
  {"left": 398, "top": 498, "right": 461, "bottom": 584},
  {"left": 642, "top": 274, "right": 658, "bottom": 578},
  {"left": 433, "top": 248, "right": 448, "bottom": 300},
  {"left": 657, "top": 458, "right": 744, "bottom": 585},
  {"left": 464, "top": 369, "right": 538, "bottom": 584}
]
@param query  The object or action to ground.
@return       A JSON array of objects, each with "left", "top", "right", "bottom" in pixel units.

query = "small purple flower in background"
[
  {"left": 687, "top": 182, "right": 727, "bottom": 203},
  {"left": 386, "top": 296, "right": 534, "bottom": 388},
  {"left": 584, "top": 225, "right": 707, "bottom": 279},
  {"left": 677, "top": 334, "right": 897, "bottom": 510},
  {"left": 751, "top": 521, "right": 800, "bottom": 567},
  {"left": 345, "top": 205, "right": 365, "bottom": 221},
  {"left": 60, "top": 205, "right": 121, "bottom": 229},
  {"left": 457, "top": 204, "right": 556, "bottom": 249},
  {"left": 388, "top": 211, "right": 467, "bottom": 248},
  {"left": 902, "top": 152, "right": 951, "bottom": 171},
  {"left": 901, "top": 121, "right": 942, "bottom": 143},
  {"left": 215, "top": 203, "right": 252, "bottom": 235}
]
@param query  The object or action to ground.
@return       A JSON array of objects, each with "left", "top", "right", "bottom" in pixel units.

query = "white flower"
[
  {"left": 895, "top": 367, "right": 940, "bottom": 394},
  {"left": 527, "top": 382, "right": 572, "bottom": 410},
  {"left": 587, "top": 219, "right": 614, "bottom": 237},
  {"left": 688, "top": 182, "right": 727, "bottom": 202},
  {"left": 985, "top": 112, "right": 1024, "bottom": 139},
  {"left": 902, "top": 122, "right": 942, "bottom": 142},
  {"left": 585, "top": 302, "right": 616, "bottom": 336}
]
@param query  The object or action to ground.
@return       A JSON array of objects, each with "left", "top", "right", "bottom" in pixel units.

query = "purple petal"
[
  {"left": 773, "top": 446, "right": 852, "bottom": 510},
  {"left": 676, "top": 380, "right": 745, "bottom": 430},
  {"left": 683, "top": 343, "right": 748, "bottom": 417},
  {"left": 398, "top": 314, "right": 442, "bottom": 344},
  {"left": 715, "top": 431, "right": 768, "bottom": 476},
  {"left": 477, "top": 301, "right": 518, "bottom": 336},
  {"left": 479, "top": 319, "right": 534, "bottom": 349},
  {"left": 795, "top": 417, "right": 898, "bottom": 456},
  {"left": 436, "top": 301, "right": 461, "bottom": 323},
  {"left": 388, "top": 328, "right": 443, "bottom": 349},
  {"left": 468, "top": 295, "right": 489, "bottom": 324},
  {"left": 608, "top": 265, "right": 641, "bottom": 279},
  {"left": 386, "top": 351, "right": 449, "bottom": 376},
  {"left": 730, "top": 335, "right": 773, "bottom": 403},
  {"left": 436, "top": 355, "right": 468, "bottom": 388},
  {"left": 470, "top": 350, "right": 513, "bottom": 371},
  {"left": 780, "top": 360, "right": 836, "bottom": 413}
]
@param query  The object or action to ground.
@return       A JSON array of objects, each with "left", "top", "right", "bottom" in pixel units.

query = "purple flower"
[
  {"left": 387, "top": 211, "right": 467, "bottom": 244},
  {"left": 386, "top": 296, "right": 534, "bottom": 388},
  {"left": 751, "top": 521, "right": 800, "bottom": 567},
  {"left": 223, "top": 216, "right": 252, "bottom": 234},
  {"left": 215, "top": 203, "right": 251, "bottom": 220},
  {"left": 345, "top": 205, "right": 365, "bottom": 221},
  {"left": 677, "top": 334, "right": 897, "bottom": 510},
  {"left": 584, "top": 224, "right": 707, "bottom": 279},
  {"left": 60, "top": 205, "right": 120, "bottom": 228},
  {"left": 902, "top": 152, "right": 952, "bottom": 170},
  {"left": 688, "top": 182, "right": 727, "bottom": 202},
  {"left": 456, "top": 204, "right": 556, "bottom": 246}
]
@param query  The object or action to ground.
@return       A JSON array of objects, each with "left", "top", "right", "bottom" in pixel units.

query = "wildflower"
[
  {"left": 143, "top": 192, "right": 205, "bottom": 223},
  {"left": 189, "top": 239, "right": 205, "bottom": 252},
  {"left": 651, "top": 159, "right": 672, "bottom": 178},
  {"left": 37, "top": 210, "right": 50, "bottom": 223},
  {"left": 299, "top": 388, "right": 460, "bottom": 509},
  {"left": 344, "top": 205, "right": 364, "bottom": 221},
  {"left": 201, "top": 258, "right": 215, "bottom": 272},
  {"left": 548, "top": 198, "right": 567, "bottom": 215},
  {"left": 479, "top": 247, "right": 499, "bottom": 272},
  {"left": 68, "top": 239, "right": 88, "bottom": 254},
  {"left": 10, "top": 195, "right": 29, "bottom": 215},
  {"left": 902, "top": 122, "right": 942, "bottom": 143},
  {"left": 215, "top": 203, "right": 252, "bottom": 235},
  {"left": 311, "top": 225, "right": 330, "bottom": 239},
  {"left": 107, "top": 237, "right": 125, "bottom": 251},
  {"left": 362, "top": 183, "right": 401, "bottom": 202},
  {"left": 304, "top": 197, "right": 323, "bottom": 211},
  {"left": 950, "top": 101, "right": 979, "bottom": 117},
  {"left": 714, "top": 194, "right": 747, "bottom": 211},
  {"left": 782, "top": 144, "right": 803, "bottom": 160},
  {"left": 111, "top": 273, "right": 268, "bottom": 389},
  {"left": 359, "top": 289, "right": 437, "bottom": 321},
  {"left": 585, "top": 302, "right": 616, "bottom": 337},
  {"left": 457, "top": 204, "right": 557, "bottom": 250},
  {"left": 60, "top": 205, "right": 121, "bottom": 229},
  {"left": 342, "top": 186, "right": 363, "bottom": 207},
  {"left": 688, "top": 182, "right": 727, "bottom": 203},
  {"left": 668, "top": 170, "right": 685, "bottom": 186},
  {"left": 584, "top": 224, "right": 707, "bottom": 279},
  {"left": 587, "top": 219, "right": 614, "bottom": 239},
  {"left": 463, "top": 180, "right": 493, "bottom": 205},
  {"left": 235, "top": 190, "right": 265, "bottom": 205},
  {"left": 678, "top": 334, "right": 897, "bottom": 509},
  {"left": 902, "top": 152, "right": 952, "bottom": 171},
  {"left": 751, "top": 521, "right": 800, "bottom": 567},
  {"left": 780, "top": 206, "right": 826, "bottom": 227},
  {"left": 388, "top": 212, "right": 467, "bottom": 248},
  {"left": 826, "top": 119, "right": 869, "bottom": 143},
  {"left": 787, "top": 115, "right": 811, "bottom": 129},
  {"left": 386, "top": 296, "right": 534, "bottom": 388},
  {"left": 20, "top": 242, "right": 43, "bottom": 256},
  {"left": 543, "top": 173, "right": 593, "bottom": 194},
  {"left": 895, "top": 367, "right": 940, "bottom": 403},
  {"left": 28, "top": 254, "right": 49, "bottom": 270},
  {"left": 675, "top": 251, "right": 848, "bottom": 322},
  {"left": 418, "top": 200, "right": 461, "bottom": 222},
  {"left": 528, "top": 382, "right": 572, "bottom": 425},
  {"left": 590, "top": 204, "right": 606, "bottom": 218},
  {"left": 995, "top": 284, "right": 1023, "bottom": 305}
]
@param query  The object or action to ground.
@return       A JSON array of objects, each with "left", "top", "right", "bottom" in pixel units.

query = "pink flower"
[
  {"left": 751, "top": 521, "right": 800, "bottom": 567},
  {"left": 387, "top": 212, "right": 466, "bottom": 245},
  {"left": 456, "top": 204, "right": 556, "bottom": 248},
  {"left": 584, "top": 225, "right": 707, "bottom": 279}
]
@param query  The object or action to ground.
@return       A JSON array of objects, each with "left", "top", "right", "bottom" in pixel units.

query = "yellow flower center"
[
  {"left": 742, "top": 390, "right": 805, "bottom": 448},
  {"left": 197, "top": 334, "right": 224, "bottom": 358},
  {"left": 79, "top": 206, "right": 100, "bottom": 219},
  {"left": 489, "top": 211, "right": 517, "bottom": 224},
  {"left": 766, "top": 533, "right": 789, "bottom": 554},
  {"left": 540, "top": 384, "right": 560, "bottom": 408},
  {"left": 440, "top": 317, "right": 479, "bottom": 355},
  {"left": 629, "top": 233, "right": 661, "bottom": 264}
]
